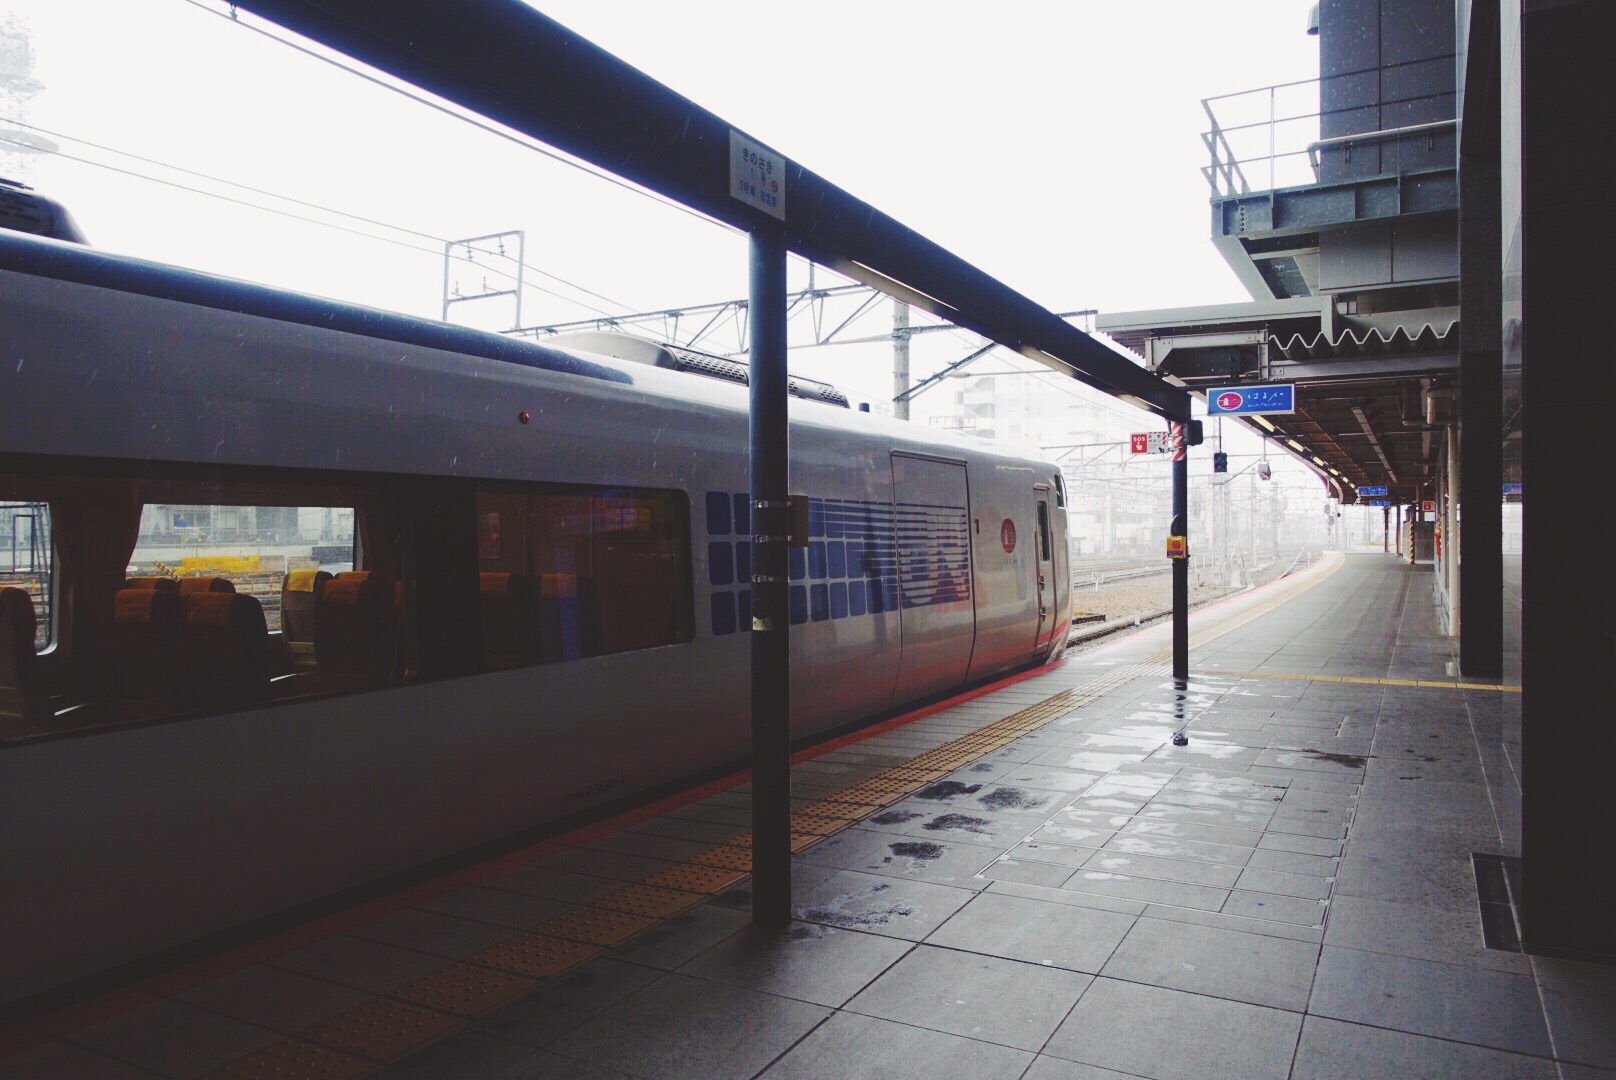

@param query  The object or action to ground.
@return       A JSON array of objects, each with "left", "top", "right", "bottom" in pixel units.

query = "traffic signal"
[
  {"left": 1213, "top": 452, "right": 1228, "bottom": 473},
  {"left": 1257, "top": 459, "right": 1272, "bottom": 480}
]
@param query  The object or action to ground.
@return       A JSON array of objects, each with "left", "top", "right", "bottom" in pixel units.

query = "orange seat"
[
  {"left": 178, "top": 576, "right": 235, "bottom": 594},
  {"left": 123, "top": 576, "right": 179, "bottom": 592},
  {"left": 0, "top": 587, "right": 49, "bottom": 732},
  {"left": 179, "top": 592, "right": 269, "bottom": 710},
  {"left": 280, "top": 569, "right": 331, "bottom": 671},
  {"left": 110, "top": 587, "right": 183, "bottom": 710},
  {"left": 314, "top": 570, "right": 396, "bottom": 689}
]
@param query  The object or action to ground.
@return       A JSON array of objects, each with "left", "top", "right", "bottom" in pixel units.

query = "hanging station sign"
[{"left": 1206, "top": 384, "right": 1296, "bottom": 416}]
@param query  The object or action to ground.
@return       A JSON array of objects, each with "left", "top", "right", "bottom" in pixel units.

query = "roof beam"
[{"left": 233, "top": 0, "right": 1189, "bottom": 419}]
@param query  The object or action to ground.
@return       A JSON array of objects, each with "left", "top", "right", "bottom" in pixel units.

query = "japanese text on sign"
[
  {"left": 729, "top": 130, "right": 785, "bottom": 220},
  {"left": 1130, "top": 432, "right": 1172, "bottom": 454},
  {"left": 1206, "top": 383, "right": 1296, "bottom": 416}
]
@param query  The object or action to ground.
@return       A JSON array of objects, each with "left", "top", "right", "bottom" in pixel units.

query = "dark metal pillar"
[
  {"left": 1458, "top": 41, "right": 1504, "bottom": 676},
  {"left": 1383, "top": 506, "right": 1389, "bottom": 553},
  {"left": 1171, "top": 422, "right": 1189, "bottom": 681},
  {"left": 748, "top": 226, "right": 791, "bottom": 926}
]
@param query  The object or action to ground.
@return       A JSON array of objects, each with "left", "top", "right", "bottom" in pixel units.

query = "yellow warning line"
[{"left": 1213, "top": 670, "right": 1520, "bottom": 693}]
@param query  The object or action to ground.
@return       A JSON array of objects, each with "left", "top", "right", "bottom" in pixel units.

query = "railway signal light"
[{"left": 1213, "top": 452, "right": 1228, "bottom": 473}]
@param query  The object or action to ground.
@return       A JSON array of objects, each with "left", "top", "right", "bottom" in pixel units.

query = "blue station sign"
[
  {"left": 1359, "top": 485, "right": 1389, "bottom": 497},
  {"left": 1207, "top": 384, "right": 1295, "bottom": 416},
  {"left": 1364, "top": 499, "right": 1390, "bottom": 507}
]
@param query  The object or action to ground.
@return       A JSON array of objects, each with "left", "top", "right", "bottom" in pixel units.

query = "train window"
[
  {"left": 1, "top": 501, "right": 54, "bottom": 651},
  {"left": 1053, "top": 475, "right": 1066, "bottom": 508},
  {"left": 1037, "top": 502, "right": 1052, "bottom": 561},
  {"left": 126, "top": 504, "right": 355, "bottom": 631},
  {"left": 475, "top": 484, "right": 693, "bottom": 666}
]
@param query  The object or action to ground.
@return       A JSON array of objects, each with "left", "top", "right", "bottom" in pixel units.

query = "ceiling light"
[{"left": 1286, "top": 439, "right": 1305, "bottom": 451}]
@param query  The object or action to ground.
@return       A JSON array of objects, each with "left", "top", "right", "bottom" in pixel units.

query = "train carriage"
[{"left": 0, "top": 223, "right": 1070, "bottom": 1004}]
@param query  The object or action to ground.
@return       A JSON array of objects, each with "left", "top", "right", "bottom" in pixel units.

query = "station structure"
[{"left": 0, "top": 1, "right": 1612, "bottom": 1078}]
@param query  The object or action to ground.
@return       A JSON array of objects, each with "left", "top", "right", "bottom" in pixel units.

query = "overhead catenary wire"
[{"left": 0, "top": 116, "right": 634, "bottom": 319}]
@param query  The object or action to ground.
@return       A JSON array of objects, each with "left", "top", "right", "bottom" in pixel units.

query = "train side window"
[
  {"left": 1, "top": 500, "right": 54, "bottom": 652},
  {"left": 476, "top": 483, "right": 692, "bottom": 666},
  {"left": 1036, "top": 502, "right": 1052, "bottom": 561},
  {"left": 1053, "top": 475, "right": 1066, "bottom": 508},
  {"left": 127, "top": 504, "right": 355, "bottom": 631}
]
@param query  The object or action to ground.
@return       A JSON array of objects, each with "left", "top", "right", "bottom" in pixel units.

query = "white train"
[{"left": 0, "top": 216, "right": 1071, "bottom": 1004}]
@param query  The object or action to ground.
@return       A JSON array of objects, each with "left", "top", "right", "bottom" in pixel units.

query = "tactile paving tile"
[
  {"left": 688, "top": 844, "right": 752, "bottom": 871},
  {"left": 811, "top": 799, "right": 883, "bottom": 817},
  {"left": 301, "top": 997, "right": 464, "bottom": 1063},
  {"left": 790, "top": 814, "right": 855, "bottom": 836},
  {"left": 538, "top": 907, "right": 658, "bottom": 947},
  {"left": 468, "top": 933, "right": 602, "bottom": 979},
  {"left": 388, "top": 962, "right": 537, "bottom": 1017},
  {"left": 198, "top": 1039, "right": 375, "bottom": 1080},
  {"left": 641, "top": 862, "right": 750, "bottom": 894},
  {"left": 881, "top": 767, "right": 949, "bottom": 782},
  {"left": 722, "top": 831, "right": 821, "bottom": 850},
  {"left": 591, "top": 883, "right": 706, "bottom": 919}
]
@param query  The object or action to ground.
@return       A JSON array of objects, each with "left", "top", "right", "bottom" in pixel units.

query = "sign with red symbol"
[
  {"left": 1166, "top": 535, "right": 1188, "bottom": 559},
  {"left": 1206, "top": 383, "right": 1295, "bottom": 415},
  {"left": 1000, "top": 519, "right": 1017, "bottom": 553},
  {"left": 1130, "top": 432, "right": 1171, "bottom": 454}
]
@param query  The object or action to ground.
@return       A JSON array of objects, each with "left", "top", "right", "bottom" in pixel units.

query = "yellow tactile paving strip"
[
  {"left": 95, "top": 553, "right": 1353, "bottom": 1079},
  {"left": 1214, "top": 670, "right": 1521, "bottom": 692}
]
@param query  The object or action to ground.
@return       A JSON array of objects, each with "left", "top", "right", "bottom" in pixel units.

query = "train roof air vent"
[
  {"left": 0, "top": 178, "right": 88, "bottom": 244},
  {"left": 549, "top": 331, "right": 849, "bottom": 408}
]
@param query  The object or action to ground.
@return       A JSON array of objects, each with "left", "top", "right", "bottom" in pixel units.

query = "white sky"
[{"left": 1, "top": 0, "right": 1339, "bottom": 512}]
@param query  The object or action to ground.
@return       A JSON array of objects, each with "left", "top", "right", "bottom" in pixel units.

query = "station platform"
[{"left": 4, "top": 552, "right": 1612, "bottom": 1080}]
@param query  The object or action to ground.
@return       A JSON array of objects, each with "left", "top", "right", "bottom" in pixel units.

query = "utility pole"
[{"left": 892, "top": 300, "right": 910, "bottom": 420}]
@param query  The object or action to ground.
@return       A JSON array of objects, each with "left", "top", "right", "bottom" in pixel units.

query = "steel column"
[
  {"left": 1171, "top": 422, "right": 1189, "bottom": 681},
  {"left": 748, "top": 226, "right": 791, "bottom": 926}
]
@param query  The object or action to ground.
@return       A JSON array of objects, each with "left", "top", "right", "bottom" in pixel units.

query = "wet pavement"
[{"left": 5, "top": 553, "right": 1610, "bottom": 1079}]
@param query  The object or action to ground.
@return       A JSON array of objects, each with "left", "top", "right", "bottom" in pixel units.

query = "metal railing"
[{"left": 1201, "top": 56, "right": 1457, "bottom": 198}]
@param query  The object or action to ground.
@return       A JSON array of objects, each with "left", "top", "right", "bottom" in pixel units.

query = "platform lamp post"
[
  {"left": 1170, "top": 420, "right": 1192, "bottom": 682},
  {"left": 748, "top": 224, "right": 793, "bottom": 927}
]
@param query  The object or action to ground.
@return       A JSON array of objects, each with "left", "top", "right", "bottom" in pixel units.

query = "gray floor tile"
[
  {"left": 1322, "top": 895, "right": 1529, "bottom": 974},
  {"left": 1084, "top": 849, "right": 1243, "bottom": 889},
  {"left": 979, "top": 856, "right": 1076, "bottom": 888},
  {"left": 846, "top": 944, "right": 1091, "bottom": 1051},
  {"left": 478, "top": 867, "right": 631, "bottom": 904},
  {"left": 268, "top": 935, "right": 451, "bottom": 993},
  {"left": 1010, "top": 840, "right": 1105, "bottom": 868},
  {"left": 1233, "top": 866, "right": 1332, "bottom": 901},
  {"left": 804, "top": 830, "right": 999, "bottom": 889},
  {"left": 1290, "top": 1015, "right": 1555, "bottom": 1080},
  {"left": 1100, "top": 917, "right": 1319, "bottom": 1010},
  {"left": 66, "top": 1000, "right": 279, "bottom": 1080},
  {"left": 1120, "top": 819, "right": 1265, "bottom": 848},
  {"left": 1064, "top": 868, "right": 1231, "bottom": 912},
  {"left": 415, "top": 886, "right": 574, "bottom": 930},
  {"left": 1257, "top": 831, "right": 1343, "bottom": 858},
  {"left": 606, "top": 902, "right": 750, "bottom": 970},
  {"left": 347, "top": 908, "right": 515, "bottom": 959},
  {"left": 924, "top": 890, "right": 1135, "bottom": 972},
  {"left": 1334, "top": 846, "right": 1477, "bottom": 910},
  {"left": 384, "top": 1031, "right": 636, "bottom": 1079},
  {"left": 792, "top": 869, "right": 975, "bottom": 942},
  {"left": 761, "top": 1011, "right": 1033, "bottom": 1080},
  {"left": 1245, "top": 847, "right": 1339, "bottom": 878},
  {"left": 550, "top": 972, "right": 828, "bottom": 1080},
  {"left": 1044, "top": 977, "right": 1301, "bottom": 1080},
  {"left": 1103, "top": 833, "right": 1254, "bottom": 866},
  {"left": 1221, "top": 890, "right": 1326, "bottom": 926},
  {"left": 1021, "top": 1054, "right": 1142, "bottom": 1078},
  {"left": 0, "top": 1042, "right": 162, "bottom": 1080},
  {"left": 1308, "top": 946, "right": 1551, "bottom": 1056},
  {"left": 472, "top": 957, "right": 662, "bottom": 1047},
  {"left": 1139, "top": 903, "right": 1325, "bottom": 943},
  {"left": 679, "top": 921, "right": 912, "bottom": 1007},
  {"left": 175, "top": 964, "right": 370, "bottom": 1034},
  {"left": 983, "top": 878, "right": 1146, "bottom": 916},
  {"left": 1535, "top": 955, "right": 1616, "bottom": 1069}
]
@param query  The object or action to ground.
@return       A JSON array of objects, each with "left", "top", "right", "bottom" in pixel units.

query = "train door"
[
  {"left": 890, "top": 453, "right": 976, "bottom": 702},
  {"left": 1034, "top": 487, "right": 1057, "bottom": 655}
]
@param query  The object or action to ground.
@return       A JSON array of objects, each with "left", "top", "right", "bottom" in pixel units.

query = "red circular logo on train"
[
  {"left": 1217, "top": 391, "right": 1244, "bottom": 410},
  {"left": 1000, "top": 518, "right": 1017, "bottom": 553}
]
